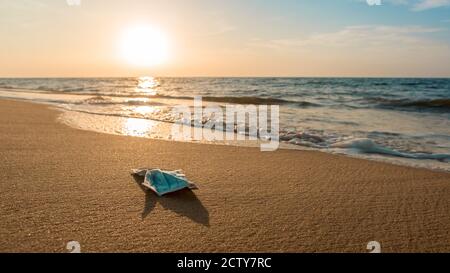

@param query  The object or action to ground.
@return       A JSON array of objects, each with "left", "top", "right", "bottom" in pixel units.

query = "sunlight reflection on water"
[
  {"left": 136, "top": 76, "right": 159, "bottom": 96},
  {"left": 123, "top": 118, "right": 157, "bottom": 137}
]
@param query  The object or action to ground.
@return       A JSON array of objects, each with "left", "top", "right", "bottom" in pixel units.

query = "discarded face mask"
[{"left": 131, "top": 168, "right": 198, "bottom": 196}]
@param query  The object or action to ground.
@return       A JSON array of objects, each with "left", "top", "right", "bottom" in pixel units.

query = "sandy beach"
[{"left": 0, "top": 99, "right": 449, "bottom": 253}]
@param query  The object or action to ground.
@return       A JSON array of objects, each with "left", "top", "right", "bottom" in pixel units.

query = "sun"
[{"left": 119, "top": 25, "right": 169, "bottom": 67}]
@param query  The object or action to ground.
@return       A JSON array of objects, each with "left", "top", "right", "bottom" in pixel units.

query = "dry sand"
[{"left": 0, "top": 99, "right": 449, "bottom": 253}]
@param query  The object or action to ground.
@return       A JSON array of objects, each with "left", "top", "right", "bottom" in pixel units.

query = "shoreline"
[
  {"left": 59, "top": 108, "right": 450, "bottom": 174},
  {"left": 1, "top": 99, "right": 450, "bottom": 252},
  {"left": 2, "top": 92, "right": 449, "bottom": 173}
]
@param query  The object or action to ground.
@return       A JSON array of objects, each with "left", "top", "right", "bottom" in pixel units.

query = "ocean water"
[{"left": 1, "top": 77, "right": 449, "bottom": 171}]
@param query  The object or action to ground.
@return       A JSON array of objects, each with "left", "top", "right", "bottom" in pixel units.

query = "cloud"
[
  {"left": 412, "top": 0, "right": 450, "bottom": 10},
  {"left": 211, "top": 21, "right": 236, "bottom": 35},
  {"left": 358, "top": 0, "right": 450, "bottom": 11},
  {"left": 200, "top": 12, "right": 237, "bottom": 37},
  {"left": 247, "top": 25, "right": 450, "bottom": 76},
  {"left": 360, "top": 0, "right": 450, "bottom": 11},
  {"left": 249, "top": 25, "right": 445, "bottom": 50}
]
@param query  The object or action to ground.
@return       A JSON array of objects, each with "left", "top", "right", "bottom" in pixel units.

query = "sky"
[{"left": 0, "top": 0, "right": 449, "bottom": 77}]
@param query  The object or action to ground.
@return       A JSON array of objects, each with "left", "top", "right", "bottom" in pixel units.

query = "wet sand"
[{"left": 0, "top": 99, "right": 449, "bottom": 253}]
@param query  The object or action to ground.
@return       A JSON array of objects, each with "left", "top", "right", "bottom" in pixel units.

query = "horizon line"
[{"left": 1, "top": 75, "right": 450, "bottom": 79}]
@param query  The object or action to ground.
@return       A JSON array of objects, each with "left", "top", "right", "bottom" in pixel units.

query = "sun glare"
[
  {"left": 136, "top": 76, "right": 158, "bottom": 95},
  {"left": 119, "top": 25, "right": 169, "bottom": 67},
  {"left": 123, "top": 118, "right": 155, "bottom": 137}
]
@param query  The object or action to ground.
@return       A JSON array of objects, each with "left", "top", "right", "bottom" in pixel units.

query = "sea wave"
[
  {"left": 399, "top": 98, "right": 450, "bottom": 109},
  {"left": 368, "top": 98, "right": 450, "bottom": 111},
  {"left": 0, "top": 86, "right": 320, "bottom": 106},
  {"left": 331, "top": 138, "right": 450, "bottom": 162},
  {"left": 53, "top": 91, "right": 450, "bottom": 110},
  {"left": 281, "top": 133, "right": 450, "bottom": 162},
  {"left": 199, "top": 96, "right": 321, "bottom": 106},
  {"left": 81, "top": 94, "right": 319, "bottom": 106},
  {"left": 79, "top": 96, "right": 167, "bottom": 106}
]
